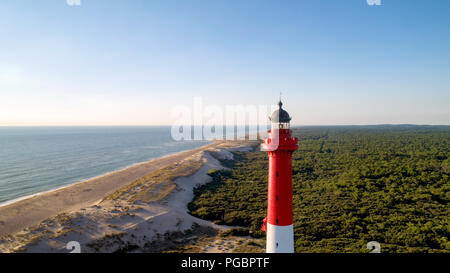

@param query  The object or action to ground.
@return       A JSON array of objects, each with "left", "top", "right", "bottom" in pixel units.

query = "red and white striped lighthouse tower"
[{"left": 261, "top": 100, "right": 298, "bottom": 253}]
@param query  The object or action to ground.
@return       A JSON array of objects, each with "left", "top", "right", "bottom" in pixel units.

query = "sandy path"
[{"left": 0, "top": 143, "right": 219, "bottom": 237}]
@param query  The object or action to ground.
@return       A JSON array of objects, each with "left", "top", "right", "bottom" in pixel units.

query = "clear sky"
[{"left": 1, "top": 0, "right": 449, "bottom": 126}]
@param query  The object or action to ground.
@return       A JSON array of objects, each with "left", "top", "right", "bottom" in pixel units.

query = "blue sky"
[{"left": 1, "top": 0, "right": 449, "bottom": 125}]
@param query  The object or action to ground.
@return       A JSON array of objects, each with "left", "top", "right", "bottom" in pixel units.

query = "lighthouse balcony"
[{"left": 261, "top": 136, "right": 298, "bottom": 151}]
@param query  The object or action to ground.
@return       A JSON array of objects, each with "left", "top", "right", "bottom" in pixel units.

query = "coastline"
[
  {"left": 0, "top": 142, "right": 218, "bottom": 237},
  {"left": 0, "top": 142, "right": 212, "bottom": 209},
  {"left": 0, "top": 140, "right": 261, "bottom": 252},
  {"left": 0, "top": 130, "right": 266, "bottom": 209}
]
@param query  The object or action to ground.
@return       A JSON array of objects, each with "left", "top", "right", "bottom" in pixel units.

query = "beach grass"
[{"left": 104, "top": 154, "right": 206, "bottom": 203}]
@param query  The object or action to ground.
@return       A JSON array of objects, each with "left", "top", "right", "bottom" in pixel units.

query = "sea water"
[{"left": 0, "top": 126, "right": 210, "bottom": 205}]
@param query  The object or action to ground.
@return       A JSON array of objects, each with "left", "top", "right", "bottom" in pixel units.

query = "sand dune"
[{"left": 0, "top": 141, "right": 258, "bottom": 253}]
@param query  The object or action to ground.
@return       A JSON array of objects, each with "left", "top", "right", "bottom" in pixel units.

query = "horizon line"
[{"left": 0, "top": 124, "right": 449, "bottom": 127}]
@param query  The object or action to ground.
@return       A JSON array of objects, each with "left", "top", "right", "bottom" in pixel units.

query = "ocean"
[{"left": 0, "top": 126, "right": 210, "bottom": 206}]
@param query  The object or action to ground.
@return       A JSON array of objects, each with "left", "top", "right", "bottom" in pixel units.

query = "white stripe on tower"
[{"left": 266, "top": 223, "right": 294, "bottom": 253}]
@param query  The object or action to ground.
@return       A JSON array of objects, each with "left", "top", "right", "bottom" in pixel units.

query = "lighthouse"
[{"left": 261, "top": 100, "right": 298, "bottom": 253}]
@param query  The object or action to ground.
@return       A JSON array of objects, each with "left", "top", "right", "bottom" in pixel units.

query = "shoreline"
[
  {"left": 0, "top": 140, "right": 259, "bottom": 253},
  {"left": 0, "top": 142, "right": 223, "bottom": 237},
  {"left": 0, "top": 130, "right": 266, "bottom": 209},
  {"left": 0, "top": 142, "right": 212, "bottom": 208}
]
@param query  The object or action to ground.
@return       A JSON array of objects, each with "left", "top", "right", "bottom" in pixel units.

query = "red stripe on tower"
[{"left": 261, "top": 100, "right": 298, "bottom": 253}]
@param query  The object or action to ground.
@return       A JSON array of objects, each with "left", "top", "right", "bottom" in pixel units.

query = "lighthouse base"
[{"left": 266, "top": 224, "right": 294, "bottom": 253}]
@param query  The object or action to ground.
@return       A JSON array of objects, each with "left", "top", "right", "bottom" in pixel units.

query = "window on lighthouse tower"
[
  {"left": 278, "top": 122, "right": 290, "bottom": 129},
  {"left": 271, "top": 122, "right": 290, "bottom": 130}
]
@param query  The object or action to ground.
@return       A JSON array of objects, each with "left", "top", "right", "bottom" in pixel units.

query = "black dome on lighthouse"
[{"left": 270, "top": 101, "right": 291, "bottom": 123}]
